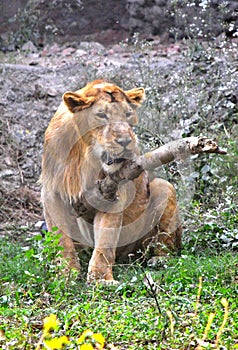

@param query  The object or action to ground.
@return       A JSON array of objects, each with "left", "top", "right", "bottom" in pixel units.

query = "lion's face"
[
  {"left": 63, "top": 80, "right": 145, "bottom": 173},
  {"left": 89, "top": 100, "right": 138, "bottom": 173}
]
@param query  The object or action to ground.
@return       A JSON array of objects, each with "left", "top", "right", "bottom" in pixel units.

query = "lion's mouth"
[
  {"left": 101, "top": 152, "right": 127, "bottom": 166},
  {"left": 106, "top": 157, "right": 126, "bottom": 165}
]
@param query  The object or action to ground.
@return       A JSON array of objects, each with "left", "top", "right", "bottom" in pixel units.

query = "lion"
[{"left": 40, "top": 79, "right": 182, "bottom": 283}]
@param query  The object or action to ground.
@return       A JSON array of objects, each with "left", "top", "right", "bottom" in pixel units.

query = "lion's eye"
[
  {"left": 126, "top": 111, "right": 133, "bottom": 118},
  {"left": 96, "top": 112, "right": 108, "bottom": 119}
]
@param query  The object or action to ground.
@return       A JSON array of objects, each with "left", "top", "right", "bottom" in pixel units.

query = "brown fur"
[{"left": 40, "top": 80, "right": 182, "bottom": 283}]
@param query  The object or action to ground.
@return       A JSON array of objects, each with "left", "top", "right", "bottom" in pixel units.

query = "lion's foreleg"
[{"left": 87, "top": 212, "right": 123, "bottom": 283}]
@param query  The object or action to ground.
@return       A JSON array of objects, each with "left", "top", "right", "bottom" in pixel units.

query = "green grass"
[{"left": 0, "top": 232, "right": 237, "bottom": 349}]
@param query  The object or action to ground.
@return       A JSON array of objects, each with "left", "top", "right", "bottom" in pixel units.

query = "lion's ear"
[
  {"left": 125, "top": 87, "right": 145, "bottom": 106},
  {"left": 63, "top": 91, "right": 95, "bottom": 113}
]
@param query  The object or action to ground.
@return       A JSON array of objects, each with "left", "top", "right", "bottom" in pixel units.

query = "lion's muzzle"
[
  {"left": 115, "top": 137, "right": 132, "bottom": 148},
  {"left": 101, "top": 152, "right": 128, "bottom": 166}
]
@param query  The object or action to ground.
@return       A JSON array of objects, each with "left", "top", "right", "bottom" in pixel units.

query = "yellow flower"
[
  {"left": 92, "top": 333, "right": 105, "bottom": 347},
  {"left": 80, "top": 344, "right": 94, "bottom": 350},
  {"left": 76, "top": 329, "right": 105, "bottom": 349},
  {"left": 44, "top": 336, "right": 70, "bottom": 349},
  {"left": 77, "top": 330, "right": 93, "bottom": 344},
  {"left": 43, "top": 314, "right": 60, "bottom": 335}
]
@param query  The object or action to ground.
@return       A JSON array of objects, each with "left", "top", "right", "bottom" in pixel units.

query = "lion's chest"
[
  {"left": 122, "top": 172, "right": 150, "bottom": 225},
  {"left": 72, "top": 171, "right": 150, "bottom": 228}
]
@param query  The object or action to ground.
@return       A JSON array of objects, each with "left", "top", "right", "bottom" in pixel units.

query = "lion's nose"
[{"left": 116, "top": 137, "right": 132, "bottom": 148}]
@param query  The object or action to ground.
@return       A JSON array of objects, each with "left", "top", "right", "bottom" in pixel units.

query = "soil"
[{"left": 0, "top": 38, "right": 237, "bottom": 233}]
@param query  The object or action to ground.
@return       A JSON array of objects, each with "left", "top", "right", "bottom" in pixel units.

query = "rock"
[
  {"left": 111, "top": 44, "right": 125, "bottom": 53},
  {"left": 4, "top": 157, "right": 14, "bottom": 167},
  {"left": 6, "top": 44, "right": 16, "bottom": 52},
  {"left": 22, "top": 41, "right": 38, "bottom": 53},
  {"left": 28, "top": 53, "right": 40, "bottom": 65},
  {"left": 165, "top": 44, "right": 181, "bottom": 56},
  {"left": 42, "top": 43, "right": 61, "bottom": 56},
  {"left": 79, "top": 41, "right": 106, "bottom": 54},
  {"left": 29, "top": 61, "right": 39, "bottom": 66},
  {"left": 75, "top": 49, "right": 87, "bottom": 57},
  {"left": 47, "top": 87, "right": 58, "bottom": 97},
  {"left": 62, "top": 47, "right": 76, "bottom": 56},
  {"left": 35, "top": 220, "right": 45, "bottom": 229},
  {"left": 6, "top": 90, "right": 17, "bottom": 102},
  {"left": 0, "top": 169, "right": 17, "bottom": 178}
]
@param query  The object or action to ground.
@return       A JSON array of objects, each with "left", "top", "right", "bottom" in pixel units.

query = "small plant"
[
  {"left": 143, "top": 274, "right": 232, "bottom": 349},
  {"left": 30, "top": 227, "right": 64, "bottom": 268},
  {"left": 21, "top": 227, "right": 66, "bottom": 291},
  {"left": 189, "top": 279, "right": 230, "bottom": 349}
]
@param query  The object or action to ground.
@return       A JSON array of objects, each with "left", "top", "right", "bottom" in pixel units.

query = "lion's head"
[{"left": 41, "top": 80, "right": 145, "bottom": 200}]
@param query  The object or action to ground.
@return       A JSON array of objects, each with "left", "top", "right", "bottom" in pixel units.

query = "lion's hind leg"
[{"left": 143, "top": 178, "right": 182, "bottom": 258}]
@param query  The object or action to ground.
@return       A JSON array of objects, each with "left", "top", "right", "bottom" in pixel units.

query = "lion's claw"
[{"left": 87, "top": 278, "right": 119, "bottom": 286}]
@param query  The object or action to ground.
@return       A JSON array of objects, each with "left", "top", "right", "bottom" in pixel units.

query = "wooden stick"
[{"left": 98, "top": 136, "right": 226, "bottom": 201}]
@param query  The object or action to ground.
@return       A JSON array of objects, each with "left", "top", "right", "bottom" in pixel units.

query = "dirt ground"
[{"left": 0, "top": 38, "right": 237, "bottom": 234}]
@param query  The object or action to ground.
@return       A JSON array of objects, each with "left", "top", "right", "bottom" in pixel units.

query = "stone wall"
[
  {"left": 126, "top": 0, "right": 238, "bottom": 40},
  {"left": 0, "top": 0, "right": 237, "bottom": 49},
  {"left": 0, "top": 0, "right": 28, "bottom": 34}
]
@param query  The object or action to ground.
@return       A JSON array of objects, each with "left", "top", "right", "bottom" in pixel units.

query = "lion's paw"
[
  {"left": 98, "top": 279, "right": 119, "bottom": 286},
  {"left": 87, "top": 276, "right": 119, "bottom": 286}
]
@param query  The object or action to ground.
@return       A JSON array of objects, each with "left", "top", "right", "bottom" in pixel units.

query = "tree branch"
[{"left": 98, "top": 136, "right": 226, "bottom": 201}]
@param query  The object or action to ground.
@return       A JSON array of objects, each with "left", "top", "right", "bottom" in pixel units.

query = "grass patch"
[{"left": 0, "top": 233, "right": 237, "bottom": 349}]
